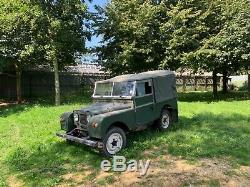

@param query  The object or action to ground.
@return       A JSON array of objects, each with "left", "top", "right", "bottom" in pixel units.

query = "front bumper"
[{"left": 56, "top": 133, "right": 103, "bottom": 148}]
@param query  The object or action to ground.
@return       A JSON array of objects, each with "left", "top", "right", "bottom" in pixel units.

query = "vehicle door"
[{"left": 134, "top": 79, "right": 155, "bottom": 126}]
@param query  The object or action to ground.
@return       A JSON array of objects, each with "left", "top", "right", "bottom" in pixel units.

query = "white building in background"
[
  {"left": 229, "top": 75, "right": 248, "bottom": 87},
  {"left": 65, "top": 63, "right": 105, "bottom": 74}
]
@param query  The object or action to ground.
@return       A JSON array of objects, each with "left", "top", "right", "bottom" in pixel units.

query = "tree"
[
  {"left": 96, "top": 0, "right": 249, "bottom": 96},
  {"left": 0, "top": 0, "right": 44, "bottom": 103},
  {"left": 94, "top": 0, "right": 168, "bottom": 75},
  {"left": 33, "top": 0, "right": 89, "bottom": 105},
  {"left": 0, "top": 0, "right": 89, "bottom": 105},
  {"left": 159, "top": 0, "right": 227, "bottom": 96},
  {"left": 184, "top": 0, "right": 250, "bottom": 94},
  {"left": 159, "top": 0, "right": 209, "bottom": 69},
  {"left": 95, "top": 0, "right": 212, "bottom": 74}
]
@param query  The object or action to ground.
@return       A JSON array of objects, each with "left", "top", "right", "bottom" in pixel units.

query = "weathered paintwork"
[
  {"left": 59, "top": 70, "right": 178, "bottom": 142},
  {"left": 85, "top": 98, "right": 178, "bottom": 139}
]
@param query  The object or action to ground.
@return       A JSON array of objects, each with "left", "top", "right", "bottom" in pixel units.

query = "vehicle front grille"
[
  {"left": 80, "top": 114, "right": 87, "bottom": 124},
  {"left": 79, "top": 113, "right": 88, "bottom": 130}
]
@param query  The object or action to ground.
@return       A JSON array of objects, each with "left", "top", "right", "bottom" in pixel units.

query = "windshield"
[
  {"left": 94, "top": 81, "right": 135, "bottom": 97},
  {"left": 94, "top": 82, "right": 113, "bottom": 96}
]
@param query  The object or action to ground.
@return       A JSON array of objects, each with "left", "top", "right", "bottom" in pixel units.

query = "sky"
[{"left": 85, "top": 0, "right": 108, "bottom": 49}]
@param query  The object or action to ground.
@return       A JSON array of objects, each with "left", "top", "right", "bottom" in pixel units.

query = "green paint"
[{"left": 59, "top": 70, "right": 178, "bottom": 140}]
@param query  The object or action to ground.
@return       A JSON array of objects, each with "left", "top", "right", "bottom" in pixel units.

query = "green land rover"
[{"left": 57, "top": 70, "right": 178, "bottom": 156}]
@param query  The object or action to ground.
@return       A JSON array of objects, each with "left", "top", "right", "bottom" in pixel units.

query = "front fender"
[
  {"left": 60, "top": 112, "right": 75, "bottom": 132},
  {"left": 87, "top": 108, "right": 135, "bottom": 139},
  {"left": 87, "top": 114, "right": 105, "bottom": 139}
]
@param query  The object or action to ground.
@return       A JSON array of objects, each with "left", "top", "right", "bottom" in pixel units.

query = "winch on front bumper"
[{"left": 56, "top": 132, "right": 103, "bottom": 149}]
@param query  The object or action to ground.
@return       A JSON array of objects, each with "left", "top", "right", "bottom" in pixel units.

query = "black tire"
[
  {"left": 100, "top": 127, "right": 126, "bottom": 157},
  {"left": 156, "top": 109, "right": 172, "bottom": 131}
]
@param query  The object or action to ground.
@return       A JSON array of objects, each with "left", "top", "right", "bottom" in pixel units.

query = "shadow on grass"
[
  {"left": 1, "top": 91, "right": 249, "bottom": 117},
  {"left": 5, "top": 112, "right": 250, "bottom": 186},
  {"left": 0, "top": 94, "right": 92, "bottom": 117},
  {"left": 123, "top": 112, "right": 250, "bottom": 165},
  {"left": 5, "top": 141, "right": 103, "bottom": 186},
  {"left": 178, "top": 91, "right": 249, "bottom": 102}
]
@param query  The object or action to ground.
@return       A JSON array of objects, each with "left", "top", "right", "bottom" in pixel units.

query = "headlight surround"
[
  {"left": 73, "top": 113, "right": 79, "bottom": 122},
  {"left": 86, "top": 115, "right": 91, "bottom": 123}
]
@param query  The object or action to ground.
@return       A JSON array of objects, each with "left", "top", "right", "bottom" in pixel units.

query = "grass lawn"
[{"left": 0, "top": 92, "right": 249, "bottom": 186}]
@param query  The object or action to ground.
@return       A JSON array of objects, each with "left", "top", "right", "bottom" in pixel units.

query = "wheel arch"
[
  {"left": 162, "top": 104, "right": 173, "bottom": 112},
  {"left": 107, "top": 121, "right": 129, "bottom": 133},
  {"left": 161, "top": 104, "right": 179, "bottom": 123},
  {"left": 161, "top": 104, "right": 175, "bottom": 119}
]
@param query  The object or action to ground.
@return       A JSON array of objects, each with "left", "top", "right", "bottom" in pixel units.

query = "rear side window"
[{"left": 136, "top": 80, "right": 152, "bottom": 96}]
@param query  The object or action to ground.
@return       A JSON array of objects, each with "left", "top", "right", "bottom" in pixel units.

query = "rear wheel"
[
  {"left": 156, "top": 109, "right": 172, "bottom": 130},
  {"left": 100, "top": 127, "right": 126, "bottom": 157}
]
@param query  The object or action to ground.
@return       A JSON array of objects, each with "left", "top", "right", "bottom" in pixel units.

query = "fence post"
[
  {"left": 183, "top": 77, "right": 186, "bottom": 92},
  {"left": 194, "top": 77, "right": 197, "bottom": 91},
  {"left": 248, "top": 73, "right": 250, "bottom": 94},
  {"left": 205, "top": 77, "right": 208, "bottom": 91}
]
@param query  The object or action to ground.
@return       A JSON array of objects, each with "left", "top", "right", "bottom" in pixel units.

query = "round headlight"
[{"left": 73, "top": 113, "right": 79, "bottom": 122}]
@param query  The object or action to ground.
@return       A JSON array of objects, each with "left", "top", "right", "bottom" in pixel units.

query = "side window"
[
  {"left": 145, "top": 81, "right": 152, "bottom": 94},
  {"left": 136, "top": 80, "right": 152, "bottom": 96}
]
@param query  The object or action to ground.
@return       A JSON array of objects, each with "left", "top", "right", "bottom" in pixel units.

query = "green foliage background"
[
  {"left": 95, "top": 0, "right": 250, "bottom": 75},
  {"left": 0, "top": 92, "right": 249, "bottom": 186}
]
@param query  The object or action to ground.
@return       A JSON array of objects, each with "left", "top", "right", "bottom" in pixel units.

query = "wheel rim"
[
  {"left": 106, "top": 133, "right": 123, "bottom": 155},
  {"left": 161, "top": 113, "right": 170, "bottom": 129}
]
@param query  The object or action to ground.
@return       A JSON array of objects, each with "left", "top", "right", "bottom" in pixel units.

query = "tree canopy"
[
  {"left": 0, "top": 0, "right": 45, "bottom": 102},
  {"left": 95, "top": 0, "right": 250, "bottom": 79},
  {"left": 95, "top": 0, "right": 165, "bottom": 74},
  {"left": 0, "top": 0, "right": 90, "bottom": 104},
  {"left": 0, "top": 0, "right": 249, "bottom": 103},
  {"left": 185, "top": 0, "right": 250, "bottom": 75},
  {"left": 0, "top": 0, "right": 43, "bottom": 68}
]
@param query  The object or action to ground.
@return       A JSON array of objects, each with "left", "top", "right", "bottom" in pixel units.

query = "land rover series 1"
[{"left": 57, "top": 70, "right": 178, "bottom": 156}]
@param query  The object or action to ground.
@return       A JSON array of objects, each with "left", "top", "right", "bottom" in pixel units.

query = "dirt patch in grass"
[
  {"left": 99, "top": 154, "right": 249, "bottom": 187},
  {"left": 110, "top": 171, "right": 142, "bottom": 186},
  {"left": 175, "top": 159, "right": 198, "bottom": 171},
  {"left": 134, "top": 156, "right": 250, "bottom": 187},
  {"left": 7, "top": 176, "right": 24, "bottom": 187},
  {"left": 238, "top": 166, "right": 250, "bottom": 175},
  {"left": 95, "top": 171, "right": 111, "bottom": 181},
  {"left": 62, "top": 171, "right": 92, "bottom": 184},
  {"left": 60, "top": 164, "right": 96, "bottom": 186},
  {"left": 58, "top": 153, "right": 250, "bottom": 187},
  {"left": 55, "top": 146, "right": 250, "bottom": 186},
  {"left": 0, "top": 102, "right": 17, "bottom": 108},
  {"left": 0, "top": 100, "right": 29, "bottom": 108}
]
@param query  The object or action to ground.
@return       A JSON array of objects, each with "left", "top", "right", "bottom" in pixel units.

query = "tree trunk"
[
  {"left": 248, "top": 73, "right": 250, "bottom": 94},
  {"left": 15, "top": 64, "right": 22, "bottom": 103},
  {"left": 53, "top": 58, "right": 60, "bottom": 106},
  {"left": 222, "top": 70, "right": 228, "bottom": 93},
  {"left": 212, "top": 70, "right": 218, "bottom": 98}
]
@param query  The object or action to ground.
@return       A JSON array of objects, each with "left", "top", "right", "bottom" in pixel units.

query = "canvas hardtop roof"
[{"left": 98, "top": 70, "right": 174, "bottom": 83}]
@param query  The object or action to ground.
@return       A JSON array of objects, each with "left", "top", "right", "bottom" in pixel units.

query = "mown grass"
[{"left": 0, "top": 91, "right": 249, "bottom": 186}]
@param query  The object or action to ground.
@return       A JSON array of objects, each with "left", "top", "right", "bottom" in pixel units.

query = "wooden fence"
[
  {"left": 0, "top": 71, "right": 223, "bottom": 99},
  {"left": 176, "top": 76, "right": 222, "bottom": 91}
]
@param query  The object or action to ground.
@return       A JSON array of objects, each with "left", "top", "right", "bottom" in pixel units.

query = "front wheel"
[
  {"left": 100, "top": 127, "right": 126, "bottom": 157},
  {"left": 156, "top": 109, "right": 172, "bottom": 130}
]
